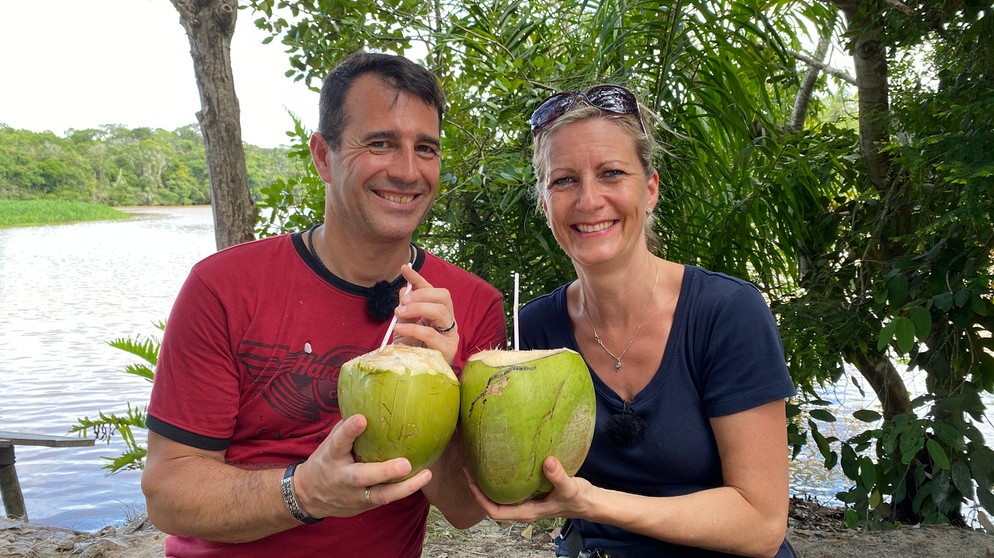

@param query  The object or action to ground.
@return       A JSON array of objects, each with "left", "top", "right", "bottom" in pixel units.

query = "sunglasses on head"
[{"left": 530, "top": 84, "right": 647, "bottom": 135}]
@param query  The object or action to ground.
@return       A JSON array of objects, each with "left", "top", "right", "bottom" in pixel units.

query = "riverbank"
[
  {"left": 0, "top": 199, "right": 127, "bottom": 228},
  {"left": 2, "top": 498, "right": 991, "bottom": 557}
]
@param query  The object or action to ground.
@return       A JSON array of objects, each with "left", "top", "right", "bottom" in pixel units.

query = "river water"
[{"left": 0, "top": 206, "right": 987, "bottom": 531}]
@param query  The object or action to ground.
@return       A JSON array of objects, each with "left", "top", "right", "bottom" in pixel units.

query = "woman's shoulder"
[{"left": 520, "top": 283, "right": 570, "bottom": 315}]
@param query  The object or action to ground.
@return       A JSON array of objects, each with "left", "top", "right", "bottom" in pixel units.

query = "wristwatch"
[{"left": 281, "top": 460, "right": 323, "bottom": 524}]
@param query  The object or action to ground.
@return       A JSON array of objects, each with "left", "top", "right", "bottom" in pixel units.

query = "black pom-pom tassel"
[
  {"left": 366, "top": 280, "right": 399, "bottom": 322},
  {"left": 606, "top": 401, "right": 646, "bottom": 448}
]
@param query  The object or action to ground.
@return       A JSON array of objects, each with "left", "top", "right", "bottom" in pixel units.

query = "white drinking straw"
[
  {"left": 513, "top": 272, "right": 520, "bottom": 351},
  {"left": 380, "top": 282, "right": 413, "bottom": 349}
]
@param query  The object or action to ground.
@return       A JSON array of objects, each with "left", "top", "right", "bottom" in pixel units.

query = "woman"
[{"left": 469, "top": 85, "right": 796, "bottom": 557}]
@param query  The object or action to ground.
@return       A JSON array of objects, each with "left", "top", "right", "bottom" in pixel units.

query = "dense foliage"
[{"left": 0, "top": 123, "right": 300, "bottom": 206}]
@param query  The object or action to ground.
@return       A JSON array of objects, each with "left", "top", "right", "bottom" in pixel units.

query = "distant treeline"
[{"left": 0, "top": 123, "right": 304, "bottom": 206}]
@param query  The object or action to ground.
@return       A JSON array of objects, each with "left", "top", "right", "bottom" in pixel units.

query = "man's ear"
[{"left": 309, "top": 133, "right": 333, "bottom": 183}]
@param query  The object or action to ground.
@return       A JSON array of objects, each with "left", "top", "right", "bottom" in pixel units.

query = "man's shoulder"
[
  {"left": 422, "top": 251, "right": 501, "bottom": 298},
  {"left": 194, "top": 233, "right": 294, "bottom": 269}
]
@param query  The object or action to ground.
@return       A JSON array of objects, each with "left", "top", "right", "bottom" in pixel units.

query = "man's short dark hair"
[{"left": 317, "top": 51, "right": 446, "bottom": 150}]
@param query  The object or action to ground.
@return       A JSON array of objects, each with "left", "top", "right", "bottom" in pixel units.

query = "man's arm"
[
  {"left": 141, "top": 432, "right": 298, "bottom": 543},
  {"left": 142, "top": 415, "right": 434, "bottom": 543}
]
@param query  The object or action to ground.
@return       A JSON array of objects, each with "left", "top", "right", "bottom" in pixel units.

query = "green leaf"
[
  {"left": 878, "top": 320, "right": 897, "bottom": 351},
  {"left": 859, "top": 456, "right": 877, "bottom": 491},
  {"left": 853, "top": 409, "right": 882, "bottom": 423},
  {"left": 951, "top": 460, "right": 975, "bottom": 500},
  {"left": 888, "top": 274, "right": 908, "bottom": 307},
  {"left": 926, "top": 438, "right": 951, "bottom": 470},
  {"left": 893, "top": 317, "right": 916, "bottom": 353},
  {"left": 809, "top": 420, "right": 838, "bottom": 469},
  {"left": 954, "top": 288, "right": 970, "bottom": 307},
  {"left": 933, "top": 292, "right": 954, "bottom": 311},
  {"left": 809, "top": 408, "right": 837, "bottom": 422},
  {"left": 841, "top": 443, "right": 859, "bottom": 480},
  {"left": 908, "top": 306, "right": 932, "bottom": 341},
  {"left": 970, "top": 293, "right": 989, "bottom": 316}
]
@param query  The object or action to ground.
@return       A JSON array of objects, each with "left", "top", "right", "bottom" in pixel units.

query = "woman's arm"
[{"left": 472, "top": 399, "right": 790, "bottom": 558}]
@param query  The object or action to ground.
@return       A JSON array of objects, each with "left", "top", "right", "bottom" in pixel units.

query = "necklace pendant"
[{"left": 615, "top": 359, "right": 622, "bottom": 372}]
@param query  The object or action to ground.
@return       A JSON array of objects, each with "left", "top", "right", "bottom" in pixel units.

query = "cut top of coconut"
[
  {"left": 467, "top": 348, "right": 579, "bottom": 367},
  {"left": 355, "top": 344, "right": 457, "bottom": 381}
]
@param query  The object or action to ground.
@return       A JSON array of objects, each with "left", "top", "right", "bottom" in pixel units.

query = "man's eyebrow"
[{"left": 361, "top": 130, "right": 397, "bottom": 143}]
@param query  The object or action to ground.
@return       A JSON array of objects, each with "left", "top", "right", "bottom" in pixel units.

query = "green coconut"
[
  {"left": 460, "top": 348, "right": 595, "bottom": 504},
  {"left": 338, "top": 344, "right": 459, "bottom": 481}
]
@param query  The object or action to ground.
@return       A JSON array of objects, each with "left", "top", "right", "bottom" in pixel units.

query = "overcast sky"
[{"left": 1, "top": 0, "right": 318, "bottom": 148}]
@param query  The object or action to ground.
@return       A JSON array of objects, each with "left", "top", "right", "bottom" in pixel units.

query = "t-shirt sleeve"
[
  {"left": 697, "top": 281, "right": 795, "bottom": 417},
  {"left": 146, "top": 265, "right": 239, "bottom": 450}
]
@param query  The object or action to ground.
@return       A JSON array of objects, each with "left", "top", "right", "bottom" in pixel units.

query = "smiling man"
[{"left": 141, "top": 52, "right": 507, "bottom": 557}]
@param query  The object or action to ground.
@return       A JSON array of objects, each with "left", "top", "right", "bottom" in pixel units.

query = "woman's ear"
[{"left": 647, "top": 169, "right": 660, "bottom": 214}]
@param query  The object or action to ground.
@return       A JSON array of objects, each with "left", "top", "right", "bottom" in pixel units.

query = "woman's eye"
[{"left": 550, "top": 176, "right": 576, "bottom": 188}]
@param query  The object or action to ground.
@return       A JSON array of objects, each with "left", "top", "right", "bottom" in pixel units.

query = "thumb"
[
  {"left": 331, "top": 414, "right": 367, "bottom": 451},
  {"left": 543, "top": 456, "right": 569, "bottom": 484}
]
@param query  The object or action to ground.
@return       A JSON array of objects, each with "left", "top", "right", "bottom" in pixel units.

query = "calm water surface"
[
  {"left": 0, "top": 206, "right": 216, "bottom": 531},
  {"left": 0, "top": 206, "right": 987, "bottom": 531}
]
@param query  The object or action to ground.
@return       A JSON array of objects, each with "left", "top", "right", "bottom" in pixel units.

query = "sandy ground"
[{"left": 2, "top": 498, "right": 993, "bottom": 557}]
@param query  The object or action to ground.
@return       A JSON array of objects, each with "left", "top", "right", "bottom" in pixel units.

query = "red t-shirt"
[{"left": 147, "top": 232, "right": 506, "bottom": 557}]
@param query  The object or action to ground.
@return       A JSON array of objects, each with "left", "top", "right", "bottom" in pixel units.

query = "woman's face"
[{"left": 540, "top": 118, "right": 659, "bottom": 268}]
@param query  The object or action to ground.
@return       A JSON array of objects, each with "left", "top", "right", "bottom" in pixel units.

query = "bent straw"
[{"left": 380, "top": 282, "right": 413, "bottom": 349}]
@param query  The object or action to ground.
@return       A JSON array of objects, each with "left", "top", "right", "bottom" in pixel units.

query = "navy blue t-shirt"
[{"left": 519, "top": 265, "right": 796, "bottom": 557}]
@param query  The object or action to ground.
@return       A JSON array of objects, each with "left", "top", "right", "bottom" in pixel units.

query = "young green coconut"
[
  {"left": 338, "top": 344, "right": 460, "bottom": 481},
  {"left": 460, "top": 348, "right": 595, "bottom": 504}
]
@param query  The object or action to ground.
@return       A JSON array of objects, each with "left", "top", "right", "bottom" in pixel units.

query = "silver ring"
[
  {"left": 364, "top": 487, "right": 372, "bottom": 505},
  {"left": 434, "top": 319, "right": 456, "bottom": 334}
]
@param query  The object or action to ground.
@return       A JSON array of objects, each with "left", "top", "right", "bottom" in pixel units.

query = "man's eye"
[{"left": 417, "top": 145, "right": 440, "bottom": 157}]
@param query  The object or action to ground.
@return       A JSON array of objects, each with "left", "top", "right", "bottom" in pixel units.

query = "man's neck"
[{"left": 310, "top": 224, "right": 414, "bottom": 287}]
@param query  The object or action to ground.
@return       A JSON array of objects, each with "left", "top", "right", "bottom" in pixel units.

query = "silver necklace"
[{"left": 583, "top": 264, "right": 659, "bottom": 372}]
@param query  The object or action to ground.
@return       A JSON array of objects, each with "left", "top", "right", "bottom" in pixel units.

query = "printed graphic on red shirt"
[{"left": 238, "top": 340, "right": 366, "bottom": 422}]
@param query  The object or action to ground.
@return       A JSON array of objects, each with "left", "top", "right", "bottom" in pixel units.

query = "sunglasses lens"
[
  {"left": 584, "top": 85, "right": 638, "bottom": 114},
  {"left": 530, "top": 85, "right": 644, "bottom": 134},
  {"left": 530, "top": 92, "right": 576, "bottom": 130}
]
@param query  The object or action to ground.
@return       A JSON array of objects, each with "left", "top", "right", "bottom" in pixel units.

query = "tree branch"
[{"left": 788, "top": 49, "right": 856, "bottom": 86}]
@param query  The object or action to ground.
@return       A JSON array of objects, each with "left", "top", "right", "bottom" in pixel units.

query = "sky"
[{"left": 1, "top": 0, "right": 319, "bottom": 148}]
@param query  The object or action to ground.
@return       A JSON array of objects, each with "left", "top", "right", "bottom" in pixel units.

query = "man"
[{"left": 141, "top": 51, "right": 507, "bottom": 557}]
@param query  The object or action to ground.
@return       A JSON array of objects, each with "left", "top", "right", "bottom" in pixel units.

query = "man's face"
[{"left": 313, "top": 73, "right": 441, "bottom": 243}]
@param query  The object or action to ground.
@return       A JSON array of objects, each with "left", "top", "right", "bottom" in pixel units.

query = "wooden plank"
[{"left": 0, "top": 431, "right": 94, "bottom": 448}]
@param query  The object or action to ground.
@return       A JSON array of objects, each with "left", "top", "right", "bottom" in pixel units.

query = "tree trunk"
[
  {"left": 849, "top": 347, "right": 911, "bottom": 421},
  {"left": 170, "top": 0, "right": 256, "bottom": 250},
  {"left": 833, "top": 0, "right": 892, "bottom": 192}
]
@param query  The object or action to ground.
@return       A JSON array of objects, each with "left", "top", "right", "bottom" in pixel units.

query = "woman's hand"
[{"left": 466, "top": 456, "right": 592, "bottom": 523}]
